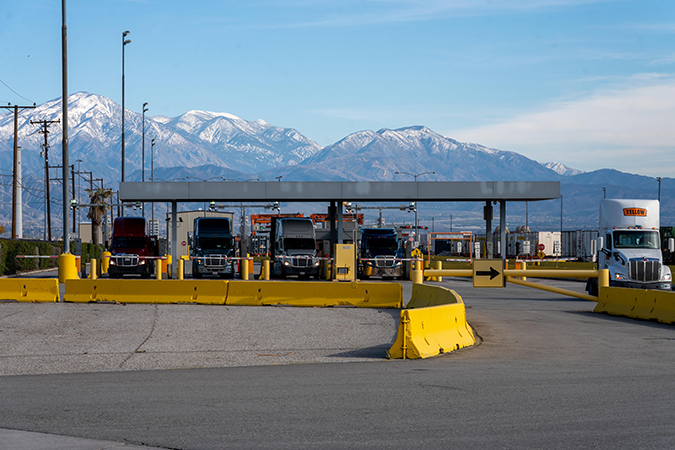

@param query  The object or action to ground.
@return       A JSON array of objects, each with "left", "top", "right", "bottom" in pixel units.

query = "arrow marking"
[{"left": 476, "top": 267, "right": 500, "bottom": 280}]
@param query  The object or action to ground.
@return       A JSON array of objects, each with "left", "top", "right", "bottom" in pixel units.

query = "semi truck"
[
  {"left": 270, "top": 217, "right": 321, "bottom": 278},
  {"left": 189, "top": 217, "right": 235, "bottom": 278},
  {"left": 108, "top": 217, "right": 158, "bottom": 278},
  {"left": 587, "top": 199, "right": 674, "bottom": 295},
  {"left": 358, "top": 227, "right": 403, "bottom": 279}
]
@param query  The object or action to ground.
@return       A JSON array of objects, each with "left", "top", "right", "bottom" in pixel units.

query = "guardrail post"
[
  {"left": 155, "top": 259, "right": 162, "bottom": 280},
  {"left": 241, "top": 257, "right": 250, "bottom": 281},
  {"left": 177, "top": 258, "right": 184, "bottom": 280},
  {"left": 435, "top": 260, "right": 442, "bottom": 282}
]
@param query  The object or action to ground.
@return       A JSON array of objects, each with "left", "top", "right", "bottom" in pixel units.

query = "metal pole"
[
  {"left": 121, "top": 31, "right": 130, "bottom": 217},
  {"left": 71, "top": 164, "right": 76, "bottom": 233},
  {"left": 657, "top": 177, "right": 661, "bottom": 202},
  {"left": 142, "top": 102, "right": 147, "bottom": 217},
  {"left": 62, "top": 0, "right": 70, "bottom": 252},
  {"left": 151, "top": 139, "right": 155, "bottom": 222},
  {"left": 12, "top": 105, "right": 18, "bottom": 238}
]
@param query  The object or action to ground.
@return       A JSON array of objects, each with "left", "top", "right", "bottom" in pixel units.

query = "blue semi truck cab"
[
  {"left": 358, "top": 227, "right": 404, "bottom": 279},
  {"left": 189, "top": 217, "right": 235, "bottom": 279}
]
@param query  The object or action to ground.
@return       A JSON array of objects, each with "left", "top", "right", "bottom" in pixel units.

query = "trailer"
[
  {"left": 504, "top": 231, "right": 561, "bottom": 258},
  {"left": 561, "top": 230, "right": 599, "bottom": 261}
]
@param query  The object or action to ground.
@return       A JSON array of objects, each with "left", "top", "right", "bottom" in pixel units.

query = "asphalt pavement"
[{"left": 2, "top": 275, "right": 675, "bottom": 449}]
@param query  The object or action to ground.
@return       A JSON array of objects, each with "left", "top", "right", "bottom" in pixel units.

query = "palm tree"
[{"left": 86, "top": 188, "right": 113, "bottom": 246}]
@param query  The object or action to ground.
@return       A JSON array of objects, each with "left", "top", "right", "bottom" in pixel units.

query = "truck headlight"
[
  {"left": 614, "top": 273, "right": 627, "bottom": 280},
  {"left": 283, "top": 260, "right": 290, "bottom": 266},
  {"left": 314, "top": 260, "right": 320, "bottom": 266},
  {"left": 663, "top": 272, "right": 672, "bottom": 281},
  {"left": 139, "top": 260, "right": 146, "bottom": 265},
  {"left": 109, "top": 259, "right": 116, "bottom": 266}
]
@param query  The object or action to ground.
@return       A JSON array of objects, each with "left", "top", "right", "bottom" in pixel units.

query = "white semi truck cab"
[
  {"left": 588, "top": 199, "right": 674, "bottom": 295},
  {"left": 272, "top": 217, "right": 321, "bottom": 278}
]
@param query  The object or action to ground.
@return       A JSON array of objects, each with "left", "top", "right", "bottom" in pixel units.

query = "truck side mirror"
[
  {"left": 669, "top": 238, "right": 674, "bottom": 253},
  {"left": 597, "top": 237, "right": 604, "bottom": 252}
]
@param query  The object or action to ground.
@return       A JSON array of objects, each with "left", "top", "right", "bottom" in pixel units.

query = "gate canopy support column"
[
  {"left": 337, "top": 202, "right": 343, "bottom": 244},
  {"left": 329, "top": 201, "right": 336, "bottom": 256},
  {"left": 500, "top": 200, "right": 506, "bottom": 260}
]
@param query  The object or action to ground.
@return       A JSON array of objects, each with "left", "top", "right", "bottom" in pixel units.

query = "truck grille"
[
  {"left": 204, "top": 255, "right": 228, "bottom": 269},
  {"left": 629, "top": 259, "right": 660, "bottom": 282},
  {"left": 374, "top": 256, "right": 396, "bottom": 268},
  {"left": 114, "top": 255, "right": 139, "bottom": 267},
  {"left": 292, "top": 257, "right": 311, "bottom": 268}
]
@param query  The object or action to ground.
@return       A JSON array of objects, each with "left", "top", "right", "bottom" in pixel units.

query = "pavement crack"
[{"left": 119, "top": 305, "right": 158, "bottom": 368}]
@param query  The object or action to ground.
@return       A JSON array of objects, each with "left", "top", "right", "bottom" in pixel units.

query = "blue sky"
[{"left": 1, "top": 0, "right": 674, "bottom": 176}]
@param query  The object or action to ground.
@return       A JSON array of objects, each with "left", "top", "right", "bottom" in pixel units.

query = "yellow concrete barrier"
[
  {"left": 594, "top": 287, "right": 675, "bottom": 324},
  {"left": 388, "top": 305, "right": 475, "bottom": 359},
  {"left": 407, "top": 282, "right": 463, "bottom": 308},
  {"left": 64, "top": 279, "right": 228, "bottom": 305},
  {"left": 226, "top": 280, "right": 403, "bottom": 308},
  {"left": 388, "top": 283, "right": 475, "bottom": 359},
  {"left": 0, "top": 279, "right": 60, "bottom": 302}
]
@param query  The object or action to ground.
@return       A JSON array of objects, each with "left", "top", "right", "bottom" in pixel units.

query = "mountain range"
[{"left": 0, "top": 92, "right": 672, "bottom": 237}]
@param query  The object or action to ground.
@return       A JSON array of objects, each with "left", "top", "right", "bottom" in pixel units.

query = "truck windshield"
[
  {"left": 364, "top": 238, "right": 398, "bottom": 254},
  {"left": 613, "top": 230, "right": 659, "bottom": 249},
  {"left": 198, "top": 237, "right": 231, "bottom": 251},
  {"left": 112, "top": 237, "right": 146, "bottom": 249},
  {"left": 284, "top": 238, "right": 315, "bottom": 251}
]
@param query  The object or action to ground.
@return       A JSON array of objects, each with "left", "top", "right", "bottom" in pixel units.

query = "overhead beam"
[{"left": 120, "top": 181, "right": 560, "bottom": 203}]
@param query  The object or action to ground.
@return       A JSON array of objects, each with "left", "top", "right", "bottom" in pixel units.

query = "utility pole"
[
  {"left": 1, "top": 104, "right": 36, "bottom": 238},
  {"left": 30, "top": 118, "right": 60, "bottom": 241}
]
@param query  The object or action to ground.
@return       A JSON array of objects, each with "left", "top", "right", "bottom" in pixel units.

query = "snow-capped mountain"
[
  {"left": 0, "top": 92, "right": 322, "bottom": 189},
  {"left": 1, "top": 92, "right": 672, "bottom": 237},
  {"left": 266, "top": 126, "right": 562, "bottom": 181},
  {"left": 542, "top": 161, "right": 584, "bottom": 176}
]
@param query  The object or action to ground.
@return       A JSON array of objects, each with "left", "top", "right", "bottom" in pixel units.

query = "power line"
[{"left": 0, "top": 77, "right": 35, "bottom": 104}]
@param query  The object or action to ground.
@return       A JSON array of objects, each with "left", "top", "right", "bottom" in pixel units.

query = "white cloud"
[{"left": 447, "top": 75, "right": 675, "bottom": 176}]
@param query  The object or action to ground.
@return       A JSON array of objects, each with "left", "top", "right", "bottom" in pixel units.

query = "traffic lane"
[
  {"left": 1, "top": 338, "right": 674, "bottom": 450},
  {"left": 0, "top": 303, "right": 400, "bottom": 376},
  {"left": 2, "top": 281, "right": 675, "bottom": 448}
]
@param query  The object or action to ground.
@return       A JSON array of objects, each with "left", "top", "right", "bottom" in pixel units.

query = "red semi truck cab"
[{"left": 107, "top": 217, "right": 158, "bottom": 278}]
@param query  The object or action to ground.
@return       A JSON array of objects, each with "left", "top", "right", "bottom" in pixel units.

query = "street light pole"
[
  {"left": 121, "top": 30, "right": 130, "bottom": 216},
  {"left": 61, "top": 0, "right": 70, "bottom": 252},
  {"left": 141, "top": 102, "right": 148, "bottom": 218},
  {"left": 151, "top": 138, "right": 156, "bottom": 221},
  {"left": 657, "top": 177, "right": 662, "bottom": 202},
  {"left": 394, "top": 171, "right": 436, "bottom": 245}
]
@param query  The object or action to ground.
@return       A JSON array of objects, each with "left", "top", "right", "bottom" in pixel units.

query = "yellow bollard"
[
  {"left": 58, "top": 253, "right": 79, "bottom": 283},
  {"left": 262, "top": 259, "right": 270, "bottom": 281},
  {"left": 521, "top": 260, "right": 527, "bottom": 281},
  {"left": 435, "top": 260, "right": 442, "bottom": 282},
  {"left": 412, "top": 268, "right": 424, "bottom": 284},
  {"left": 89, "top": 259, "right": 97, "bottom": 280},
  {"left": 101, "top": 251, "right": 111, "bottom": 273},
  {"left": 155, "top": 259, "right": 162, "bottom": 280},
  {"left": 241, "top": 258, "right": 250, "bottom": 281},
  {"left": 177, "top": 258, "right": 184, "bottom": 280}
]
